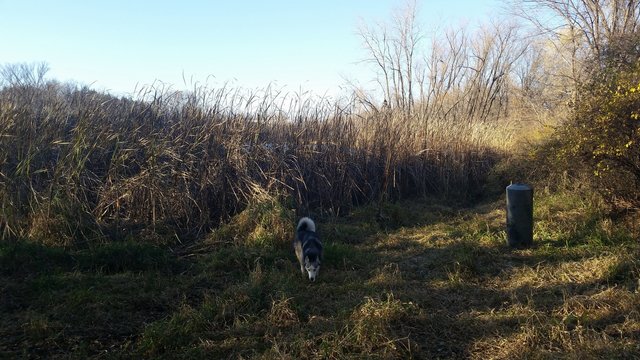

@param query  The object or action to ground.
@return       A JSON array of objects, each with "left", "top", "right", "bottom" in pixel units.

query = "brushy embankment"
[
  {"left": 1, "top": 192, "right": 638, "bottom": 358},
  {"left": 0, "top": 80, "right": 509, "bottom": 244}
]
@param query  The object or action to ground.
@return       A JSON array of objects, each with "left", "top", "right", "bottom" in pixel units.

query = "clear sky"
[{"left": 1, "top": 0, "right": 503, "bottom": 98}]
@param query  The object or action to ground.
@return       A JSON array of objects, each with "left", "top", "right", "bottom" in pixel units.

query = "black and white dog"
[{"left": 293, "top": 217, "right": 323, "bottom": 282}]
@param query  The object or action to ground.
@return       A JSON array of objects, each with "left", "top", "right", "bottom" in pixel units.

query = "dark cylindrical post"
[{"left": 506, "top": 183, "right": 533, "bottom": 248}]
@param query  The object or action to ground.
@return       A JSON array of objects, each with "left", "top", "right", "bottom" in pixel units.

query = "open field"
[
  {"left": 2, "top": 2, "right": 639, "bottom": 358},
  {"left": 2, "top": 191, "right": 638, "bottom": 359}
]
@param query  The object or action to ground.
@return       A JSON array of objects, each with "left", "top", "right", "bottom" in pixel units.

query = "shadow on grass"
[
  {"left": 0, "top": 240, "right": 191, "bottom": 358},
  {"left": 2, "top": 196, "right": 638, "bottom": 359},
  {"left": 0, "top": 240, "right": 183, "bottom": 276}
]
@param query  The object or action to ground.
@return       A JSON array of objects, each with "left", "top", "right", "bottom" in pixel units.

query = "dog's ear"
[{"left": 304, "top": 255, "right": 309, "bottom": 264}]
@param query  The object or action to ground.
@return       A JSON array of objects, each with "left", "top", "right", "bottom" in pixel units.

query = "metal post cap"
[{"left": 506, "top": 183, "right": 532, "bottom": 191}]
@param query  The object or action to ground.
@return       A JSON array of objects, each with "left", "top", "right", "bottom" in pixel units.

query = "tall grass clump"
[{"left": 0, "top": 60, "right": 512, "bottom": 245}]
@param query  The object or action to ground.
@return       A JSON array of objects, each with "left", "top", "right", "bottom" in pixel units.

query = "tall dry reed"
[{"left": 0, "top": 73, "right": 509, "bottom": 244}]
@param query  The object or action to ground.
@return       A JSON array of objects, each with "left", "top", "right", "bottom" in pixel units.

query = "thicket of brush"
[
  {"left": 0, "top": 63, "right": 511, "bottom": 245},
  {"left": 5, "top": 1, "right": 638, "bottom": 246}
]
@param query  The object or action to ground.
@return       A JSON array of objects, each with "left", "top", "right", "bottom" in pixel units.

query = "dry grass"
[
  {"left": 1, "top": 64, "right": 637, "bottom": 359},
  {"left": 0, "top": 73, "right": 512, "bottom": 245},
  {"left": 2, "top": 191, "right": 638, "bottom": 359}
]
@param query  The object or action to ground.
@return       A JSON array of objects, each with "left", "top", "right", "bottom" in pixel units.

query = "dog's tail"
[{"left": 297, "top": 217, "right": 316, "bottom": 232}]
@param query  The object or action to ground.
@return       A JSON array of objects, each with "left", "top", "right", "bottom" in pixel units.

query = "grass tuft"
[{"left": 206, "top": 193, "right": 294, "bottom": 249}]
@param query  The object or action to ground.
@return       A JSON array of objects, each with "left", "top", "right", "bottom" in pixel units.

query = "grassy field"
[{"left": 1, "top": 191, "right": 639, "bottom": 359}]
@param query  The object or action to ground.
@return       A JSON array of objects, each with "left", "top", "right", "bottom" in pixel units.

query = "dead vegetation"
[
  {"left": 0, "top": 72, "right": 509, "bottom": 245},
  {"left": 1, "top": 192, "right": 638, "bottom": 359}
]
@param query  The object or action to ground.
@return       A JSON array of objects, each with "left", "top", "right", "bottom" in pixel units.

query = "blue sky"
[{"left": 1, "top": 0, "right": 503, "bottom": 97}]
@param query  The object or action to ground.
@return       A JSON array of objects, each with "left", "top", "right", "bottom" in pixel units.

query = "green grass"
[{"left": 1, "top": 193, "right": 639, "bottom": 359}]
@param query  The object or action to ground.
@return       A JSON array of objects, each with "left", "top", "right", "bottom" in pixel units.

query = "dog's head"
[{"left": 304, "top": 254, "right": 321, "bottom": 282}]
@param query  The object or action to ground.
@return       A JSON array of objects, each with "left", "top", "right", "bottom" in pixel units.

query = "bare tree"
[
  {"left": 357, "top": 0, "right": 422, "bottom": 114},
  {"left": 0, "top": 62, "right": 50, "bottom": 88},
  {"left": 414, "top": 21, "right": 528, "bottom": 126},
  {"left": 509, "top": 0, "right": 640, "bottom": 80}
]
